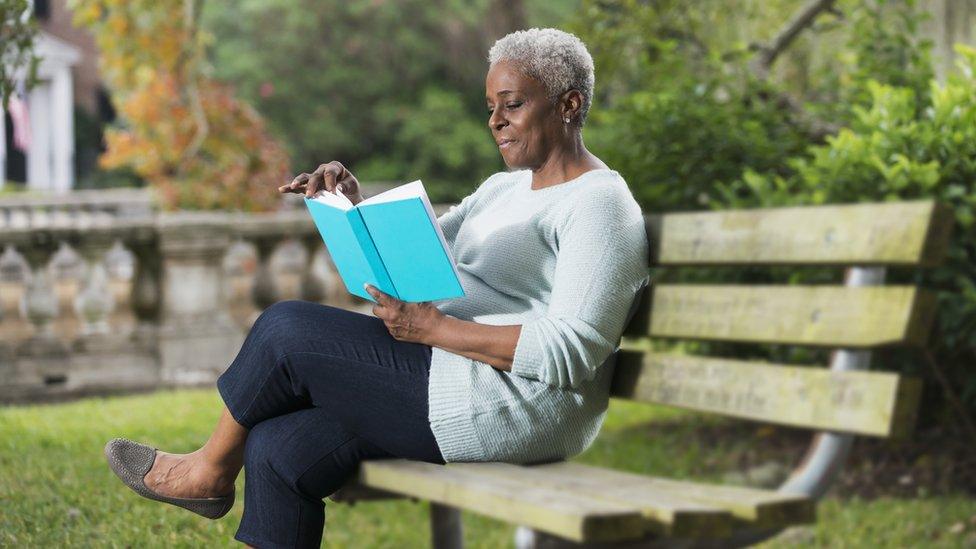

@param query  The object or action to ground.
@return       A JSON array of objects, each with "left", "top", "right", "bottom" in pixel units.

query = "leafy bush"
[
  {"left": 573, "top": 0, "right": 811, "bottom": 211},
  {"left": 572, "top": 0, "right": 976, "bottom": 421},
  {"left": 719, "top": 46, "right": 976, "bottom": 412}
]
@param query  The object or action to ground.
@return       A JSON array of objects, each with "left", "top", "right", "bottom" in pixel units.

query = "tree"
[
  {"left": 0, "top": 0, "right": 39, "bottom": 108},
  {"left": 69, "top": 0, "right": 291, "bottom": 211},
  {"left": 572, "top": 0, "right": 973, "bottom": 429},
  {"left": 201, "top": 0, "right": 574, "bottom": 201}
]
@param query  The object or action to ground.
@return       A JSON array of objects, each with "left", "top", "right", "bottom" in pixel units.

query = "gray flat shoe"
[{"left": 104, "top": 437, "right": 235, "bottom": 520}]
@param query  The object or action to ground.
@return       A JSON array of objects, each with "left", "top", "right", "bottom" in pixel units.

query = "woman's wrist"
[{"left": 425, "top": 312, "right": 454, "bottom": 347}]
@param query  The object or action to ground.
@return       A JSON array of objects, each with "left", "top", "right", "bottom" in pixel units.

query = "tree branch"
[
  {"left": 769, "top": 87, "right": 841, "bottom": 140},
  {"left": 181, "top": 0, "right": 208, "bottom": 168},
  {"left": 749, "top": 0, "right": 839, "bottom": 79},
  {"left": 746, "top": 0, "right": 842, "bottom": 140}
]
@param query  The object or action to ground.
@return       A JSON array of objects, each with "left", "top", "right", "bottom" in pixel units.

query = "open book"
[{"left": 304, "top": 180, "right": 465, "bottom": 303}]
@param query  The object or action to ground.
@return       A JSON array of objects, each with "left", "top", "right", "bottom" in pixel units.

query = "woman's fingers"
[
  {"left": 305, "top": 171, "right": 323, "bottom": 197},
  {"left": 282, "top": 162, "right": 354, "bottom": 197},
  {"left": 364, "top": 284, "right": 396, "bottom": 307},
  {"left": 323, "top": 171, "right": 347, "bottom": 195},
  {"left": 306, "top": 163, "right": 344, "bottom": 198},
  {"left": 324, "top": 170, "right": 341, "bottom": 195},
  {"left": 279, "top": 173, "right": 310, "bottom": 194}
]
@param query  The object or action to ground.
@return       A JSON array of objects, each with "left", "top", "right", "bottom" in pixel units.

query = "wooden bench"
[{"left": 328, "top": 199, "right": 953, "bottom": 548}]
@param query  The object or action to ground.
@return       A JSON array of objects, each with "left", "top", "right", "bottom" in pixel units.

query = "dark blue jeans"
[{"left": 216, "top": 300, "right": 445, "bottom": 548}]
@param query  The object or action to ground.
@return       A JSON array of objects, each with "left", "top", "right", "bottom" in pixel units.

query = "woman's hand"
[
  {"left": 364, "top": 283, "right": 445, "bottom": 345},
  {"left": 280, "top": 160, "right": 363, "bottom": 204}
]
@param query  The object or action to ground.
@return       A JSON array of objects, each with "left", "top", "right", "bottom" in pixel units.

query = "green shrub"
[{"left": 719, "top": 46, "right": 976, "bottom": 413}]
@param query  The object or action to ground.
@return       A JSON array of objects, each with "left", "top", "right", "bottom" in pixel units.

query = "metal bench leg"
[{"left": 430, "top": 502, "right": 463, "bottom": 549}]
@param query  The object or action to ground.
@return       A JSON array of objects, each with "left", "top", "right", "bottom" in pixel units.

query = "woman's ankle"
[{"left": 190, "top": 449, "right": 241, "bottom": 490}]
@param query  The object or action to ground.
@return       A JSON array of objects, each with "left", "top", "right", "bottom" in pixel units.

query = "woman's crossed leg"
[{"left": 141, "top": 300, "right": 445, "bottom": 547}]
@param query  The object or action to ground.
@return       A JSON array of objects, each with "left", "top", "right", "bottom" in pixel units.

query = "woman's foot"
[
  {"left": 104, "top": 438, "right": 237, "bottom": 519},
  {"left": 143, "top": 449, "right": 236, "bottom": 499}
]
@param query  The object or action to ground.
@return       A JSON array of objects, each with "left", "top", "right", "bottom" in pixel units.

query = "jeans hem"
[{"left": 235, "top": 530, "right": 315, "bottom": 549}]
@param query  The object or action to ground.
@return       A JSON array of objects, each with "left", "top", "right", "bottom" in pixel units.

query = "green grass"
[{"left": 1, "top": 389, "right": 973, "bottom": 547}]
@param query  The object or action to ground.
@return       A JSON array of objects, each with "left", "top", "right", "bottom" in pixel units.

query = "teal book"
[{"left": 303, "top": 180, "right": 465, "bottom": 303}]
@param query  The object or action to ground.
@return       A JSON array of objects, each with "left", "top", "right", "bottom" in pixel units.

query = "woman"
[{"left": 104, "top": 27, "right": 648, "bottom": 548}]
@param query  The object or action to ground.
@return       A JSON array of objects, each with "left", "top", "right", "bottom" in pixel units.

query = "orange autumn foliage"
[{"left": 70, "top": 0, "right": 291, "bottom": 211}]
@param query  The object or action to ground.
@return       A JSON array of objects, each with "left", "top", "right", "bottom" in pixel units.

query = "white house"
[{"left": 1, "top": 31, "right": 80, "bottom": 192}]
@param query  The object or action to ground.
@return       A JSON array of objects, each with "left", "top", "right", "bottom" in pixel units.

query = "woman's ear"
[{"left": 559, "top": 89, "right": 583, "bottom": 121}]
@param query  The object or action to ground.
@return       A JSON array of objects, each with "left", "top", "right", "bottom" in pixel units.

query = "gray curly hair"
[{"left": 487, "top": 27, "right": 595, "bottom": 126}]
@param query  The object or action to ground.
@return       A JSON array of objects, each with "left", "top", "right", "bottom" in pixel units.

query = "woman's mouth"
[{"left": 497, "top": 138, "right": 515, "bottom": 149}]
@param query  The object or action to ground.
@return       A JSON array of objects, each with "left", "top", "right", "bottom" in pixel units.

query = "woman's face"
[{"left": 485, "top": 59, "right": 563, "bottom": 170}]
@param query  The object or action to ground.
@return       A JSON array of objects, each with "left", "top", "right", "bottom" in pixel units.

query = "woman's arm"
[
  {"left": 427, "top": 316, "right": 520, "bottom": 371},
  {"left": 363, "top": 283, "right": 519, "bottom": 371}
]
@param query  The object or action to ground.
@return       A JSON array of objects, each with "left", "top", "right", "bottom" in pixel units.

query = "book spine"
[{"left": 347, "top": 209, "right": 399, "bottom": 299}]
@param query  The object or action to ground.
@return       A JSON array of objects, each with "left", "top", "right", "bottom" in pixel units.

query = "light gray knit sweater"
[{"left": 428, "top": 167, "right": 650, "bottom": 464}]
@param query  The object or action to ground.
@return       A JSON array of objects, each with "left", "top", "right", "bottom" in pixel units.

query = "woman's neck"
[{"left": 529, "top": 134, "right": 608, "bottom": 190}]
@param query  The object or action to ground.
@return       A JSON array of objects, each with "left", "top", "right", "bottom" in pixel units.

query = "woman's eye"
[{"left": 506, "top": 102, "right": 522, "bottom": 109}]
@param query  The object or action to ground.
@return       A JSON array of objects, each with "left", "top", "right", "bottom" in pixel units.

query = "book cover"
[{"left": 304, "top": 180, "right": 465, "bottom": 303}]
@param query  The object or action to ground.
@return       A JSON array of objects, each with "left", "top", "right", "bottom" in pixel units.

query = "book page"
[
  {"left": 309, "top": 188, "right": 354, "bottom": 210},
  {"left": 359, "top": 180, "right": 423, "bottom": 206}
]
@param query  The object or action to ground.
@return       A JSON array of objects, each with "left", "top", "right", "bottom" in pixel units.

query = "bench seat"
[
  {"left": 327, "top": 199, "right": 952, "bottom": 547},
  {"left": 330, "top": 459, "right": 814, "bottom": 543}
]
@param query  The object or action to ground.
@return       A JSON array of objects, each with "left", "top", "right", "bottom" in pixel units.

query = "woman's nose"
[{"left": 488, "top": 109, "right": 507, "bottom": 130}]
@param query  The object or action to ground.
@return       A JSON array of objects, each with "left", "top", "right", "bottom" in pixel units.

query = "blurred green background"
[{"left": 3, "top": 0, "right": 975, "bottom": 545}]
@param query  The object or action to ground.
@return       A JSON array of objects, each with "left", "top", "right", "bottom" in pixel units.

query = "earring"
[{"left": 563, "top": 117, "right": 570, "bottom": 123}]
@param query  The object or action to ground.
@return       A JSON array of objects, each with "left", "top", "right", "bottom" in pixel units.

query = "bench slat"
[
  {"left": 534, "top": 462, "right": 815, "bottom": 530},
  {"left": 446, "top": 462, "right": 735, "bottom": 538},
  {"left": 648, "top": 199, "right": 952, "bottom": 266},
  {"left": 358, "top": 459, "right": 647, "bottom": 543},
  {"left": 610, "top": 351, "right": 922, "bottom": 437},
  {"left": 624, "top": 284, "right": 936, "bottom": 347}
]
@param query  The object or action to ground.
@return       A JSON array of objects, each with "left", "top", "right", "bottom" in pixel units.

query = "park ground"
[{"left": 1, "top": 389, "right": 974, "bottom": 548}]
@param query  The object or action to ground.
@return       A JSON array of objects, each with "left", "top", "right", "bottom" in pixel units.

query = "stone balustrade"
[
  {"left": 0, "top": 188, "right": 452, "bottom": 403},
  {"left": 0, "top": 188, "right": 154, "bottom": 230}
]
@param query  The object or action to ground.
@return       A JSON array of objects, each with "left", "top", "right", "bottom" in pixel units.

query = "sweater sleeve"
[{"left": 509, "top": 184, "right": 649, "bottom": 389}]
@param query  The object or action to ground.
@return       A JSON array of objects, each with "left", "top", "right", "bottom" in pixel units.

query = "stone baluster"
[
  {"left": 272, "top": 238, "right": 306, "bottom": 301},
  {"left": 301, "top": 236, "right": 328, "bottom": 303},
  {"left": 128, "top": 235, "right": 162, "bottom": 341},
  {"left": 0, "top": 246, "right": 30, "bottom": 347},
  {"left": 49, "top": 241, "right": 85, "bottom": 343},
  {"left": 223, "top": 239, "right": 258, "bottom": 327},
  {"left": 0, "top": 246, "right": 30, "bottom": 324},
  {"left": 104, "top": 239, "right": 137, "bottom": 332},
  {"left": 156, "top": 213, "right": 242, "bottom": 385},
  {"left": 73, "top": 235, "right": 117, "bottom": 336},
  {"left": 16, "top": 234, "right": 70, "bottom": 388},
  {"left": 19, "top": 239, "right": 61, "bottom": 341},
  {"left": 250, "top": 236, "right": 281, "bottom": 313}
]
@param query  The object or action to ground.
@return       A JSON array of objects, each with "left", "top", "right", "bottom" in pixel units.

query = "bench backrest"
[{"left": 611, "top": 200, "right": 953, "bottom": 439}]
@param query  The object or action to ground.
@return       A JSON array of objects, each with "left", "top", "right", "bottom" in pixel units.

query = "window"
[{"left": 34, "top": 0, "right": 50, "bottom": 20}]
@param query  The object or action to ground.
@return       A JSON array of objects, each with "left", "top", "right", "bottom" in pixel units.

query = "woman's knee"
[
  {"left": 248, "top": 300, "right": 335, "bottom": 348},
  {"left": 254, "top": 300, "right": 315, "bottom": 329}
]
